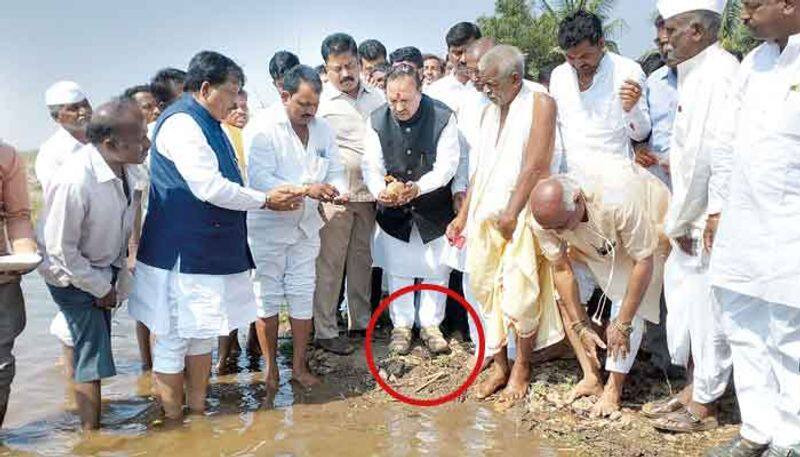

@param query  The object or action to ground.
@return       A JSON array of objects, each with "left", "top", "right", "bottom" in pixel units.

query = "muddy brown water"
[{"left": 1, "top": 277, "right": 570, "bottom": 456}]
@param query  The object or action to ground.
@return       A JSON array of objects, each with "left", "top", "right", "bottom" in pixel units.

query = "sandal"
[
  {"left": 652, "top": 408, "right": 719, "bottom": 433},
  {"left": 641, "top": 396, "right": 685, "bottom": 419}
]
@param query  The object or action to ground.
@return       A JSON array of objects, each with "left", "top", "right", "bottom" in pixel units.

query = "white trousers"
[
  {"left": 665, "top": 249, "right": 732, "bottom": 403},
  {"left": 463, "top": 273, "right": 516, "bottom": 359},
  {"left": 252, "top": 229, "right": 320, "bottom": 320},
  {"left": 716, "top": 286, "right": 800, "bottom": 447},
  {"left": 152, "top": 273, "right": 215, "bottom": 374},
  {"left": 605, "top": 299, "right": 645, "bottom": 374},
  {"left": 388, "top": 275, "right": 447, "bottom": 328}
]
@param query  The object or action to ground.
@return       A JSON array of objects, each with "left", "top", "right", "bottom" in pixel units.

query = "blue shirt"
[{"left": 645, "top": 65, "right": 678, "bottom": 185}]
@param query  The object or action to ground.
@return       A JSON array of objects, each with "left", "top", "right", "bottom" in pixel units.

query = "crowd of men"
[{"left": 0, "top": 0, "right": 797, "bottom": 455}]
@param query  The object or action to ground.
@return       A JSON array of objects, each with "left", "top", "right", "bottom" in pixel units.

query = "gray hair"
[
  {"left": 478, "top": 44, "right": 525, "bottom": 79},
  {"left": 685, "top": 10, "right": 722, "bottom": 41},
  {"left": 552, "top": 174, "right": 581, "bottom": 212}
]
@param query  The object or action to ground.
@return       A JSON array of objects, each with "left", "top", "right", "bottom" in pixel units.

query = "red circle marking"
[{"left": 364, "top": 283, "right": 486, "bottom": 407}]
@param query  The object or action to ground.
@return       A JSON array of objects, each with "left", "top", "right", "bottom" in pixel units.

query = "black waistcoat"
[{"left": 370, "top": 94, "right": 455, "bottom": 244}]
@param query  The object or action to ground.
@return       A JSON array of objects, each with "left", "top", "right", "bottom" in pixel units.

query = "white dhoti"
[
  {"left": 49, "top": 312, "right": 73, "bottom": 347},
  {"left": 387, "top": 275, "right": 447, "bottom": 328},
  {"left": 716, "top": 286, "right": 800, "bottom": 447},
  {"left": 605, "top": 299, "right": 645, "bottom": 374},
  {"left": 129, "top": 260, "right": 257, "bottom": 374},
  {"left": 373, "top": 225, "right": 451, "bottom": 329},
  {"left": 665, "top": 247, "right": 732, "bottom": 403},
  {"left": 250, "top": 221, "right": 320, "bottom": 320}
]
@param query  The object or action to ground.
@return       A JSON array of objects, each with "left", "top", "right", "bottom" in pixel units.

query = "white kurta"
[
  {"left": 362, "top": 113, "right": 461, "bottom": 279},
  {"left": 423, "top": 74, "right": 475, "bottom": 118},
  {"left": 35, "top": 127, "right": 83, "bottom": 193},
  {"left": 128, "top": 113, "right": 265, "bottom": 339},
  {"left": 661, "top": 44, "right": 738, "bottom": 404},
  {"left": 709, "top": 35, "right": 800, "bottom": 447},
  {"left": 243, "top": 103, "right": 347, "bottom": 238},
  {"left": 549, "top": 52, "right": 651, "bottom": 178},
  {"left": 243, "top": 104, "right": 347, "bottom": 319},
  {"left": 36, "top": 127, "right": 85, "bottom": 347},
  {"left": 711, "top": 34, "right": 800, "bottom": 309}
]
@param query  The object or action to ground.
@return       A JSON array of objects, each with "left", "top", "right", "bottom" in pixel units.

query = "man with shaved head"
[
  {"left": 39, "top": 98, "right": 149, "bottom": 429},
  {"left": 530, "top": 170, "right": 669, "bottom": 417},
  {"left": 447, "top": 45, "right": 563, "bottom": 402}
]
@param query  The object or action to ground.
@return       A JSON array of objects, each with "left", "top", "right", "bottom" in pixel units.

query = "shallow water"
[{"left": 1, "top": 276, "right": 567, "bottom": 456}]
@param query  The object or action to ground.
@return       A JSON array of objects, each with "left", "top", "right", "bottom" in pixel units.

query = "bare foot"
[
  {"left": 475, "top": 363, "right": 509, "bottom": 399},
  {"left": 590, "top": 385, "right": 621, "bottom": 418},
  {"left": 291, "top": 368, "right": 321, "bottom": 389},
  {"left": 499, "top": 360, "right": 530, "bottom": 403},
  {"left": 265, "top": 362, "right": 280, "bottom": 391},
  {"left": 566, "top": 378, "right": 604, "bottom": 403}
]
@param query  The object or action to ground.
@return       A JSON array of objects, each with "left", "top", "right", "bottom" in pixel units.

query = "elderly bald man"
[
  {"left": 448, "top": 45, "right": 563, "bottom": 402},
  {"left": 530, "top": 171, "right": 669, "bottom": 417}
]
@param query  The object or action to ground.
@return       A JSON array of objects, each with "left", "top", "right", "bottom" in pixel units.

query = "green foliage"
[
  {"left": 720, "top": 0, "right": 761, "bottom": 59},
  {"left": 477, "top": 0, "right": 624, "bottom": 79}
]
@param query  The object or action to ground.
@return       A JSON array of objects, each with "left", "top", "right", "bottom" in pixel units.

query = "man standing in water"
[
  {"left": 129, "top": 51, "right": 302, "bottom": 420},
  {"left": 0, "top": 141, "right": 38, "bottom": 427},
  {"left": 40, "top": 99, "right": 148, "bottom": 429}
]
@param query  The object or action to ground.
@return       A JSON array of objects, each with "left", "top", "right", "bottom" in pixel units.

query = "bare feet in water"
[
  {"left": 566, "top": 378, "right": 604, "bottom": 403},
  {"left": 475, "top": 363, "right": 509, "bottom": 399},
  {"left": 291, "top": 367, "right": 321, "bottom": 389},
  {"left": 499, "top": 360, "right": 530, "bottom": 403},
  {"left": 590, "top": 384, "right": 621, "bottom": 418}
]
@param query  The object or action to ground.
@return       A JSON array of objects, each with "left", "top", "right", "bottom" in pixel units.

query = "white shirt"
[
  {"left": 317, "top": 82, "right": 386, "bottom": 202},
  {"left": 155, "top": 113, "right": 266, "bottom": 211},
  {"left": 664, "top": 43, "right": 739, "bottom": 239},
  {"left": 362, "top": 114, "right": 461, "bottom": 198},
  {"left": 39, "top": 144, "right": 137, "bottom": 298},
  {"left": 36, "top": 127, "right": 83, "bottom": 192},
  {"left": 549, "top": 52, "right": 651, "bottom": 174},
  {"left": 424, "top": 74, "right": 475, "bottom": 117},
  {"left": 243, "top": 103, "right": 347, "bottom": 237},
  {"left": 710, "top": 33, "right": 800, "bottom": 309}
]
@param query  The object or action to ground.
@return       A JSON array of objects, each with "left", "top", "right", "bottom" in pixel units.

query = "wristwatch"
[{"left": 262, "top": 192, "right": 272, "bottom": 209}]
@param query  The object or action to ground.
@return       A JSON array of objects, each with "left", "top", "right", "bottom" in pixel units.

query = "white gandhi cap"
[
  {"left": 45, "top": 81, "right": 87, "bottom": 106},
  {"left": 657, "top": 0, "right": 727, "bottom": 21}
]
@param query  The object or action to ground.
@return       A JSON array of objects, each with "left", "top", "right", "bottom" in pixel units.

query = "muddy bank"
[{"left": 307, "top": 331, "right": 740, "bottom": 457}]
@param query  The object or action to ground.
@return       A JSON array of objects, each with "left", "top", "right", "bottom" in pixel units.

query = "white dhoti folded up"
[{"left": 665, "top": 243, "right": 732, "bottom": 403}]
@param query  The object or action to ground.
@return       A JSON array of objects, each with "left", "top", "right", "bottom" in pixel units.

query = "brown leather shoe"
[
  {"left": 316, "top": 336, "right": 354, "bottom": 355},
  {"left": 390, "top": 327, "right": 413, "bottom": 355},
  {"left": 420, "top": 326, "right": 450, "bottom": 355}
]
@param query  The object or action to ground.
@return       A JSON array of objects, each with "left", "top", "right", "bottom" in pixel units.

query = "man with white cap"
[
  {"left": 38, "top": 81, "right": 93, "bottom": 191},
  {"left": 37, "top": 81, "right": 93, "bottom": 382},
  {"left": 706, "top": 1, "right": 800, "bottom": 455},
  {"left": 645, "top": 0, "right": 739, "bottom": 435}
]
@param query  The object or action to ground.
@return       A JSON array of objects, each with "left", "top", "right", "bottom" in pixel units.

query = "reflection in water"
[{"left": 1, "top": 277, "right": 563, "bottom": 456}]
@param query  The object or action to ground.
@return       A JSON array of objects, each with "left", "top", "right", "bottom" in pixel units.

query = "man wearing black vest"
[{"left": 362, "top": 64, "right": 461, "bottom": 355}]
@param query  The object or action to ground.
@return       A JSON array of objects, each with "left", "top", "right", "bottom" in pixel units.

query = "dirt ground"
[{"left": 305, "top": 329, "right": 740, "bottom": 457}]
